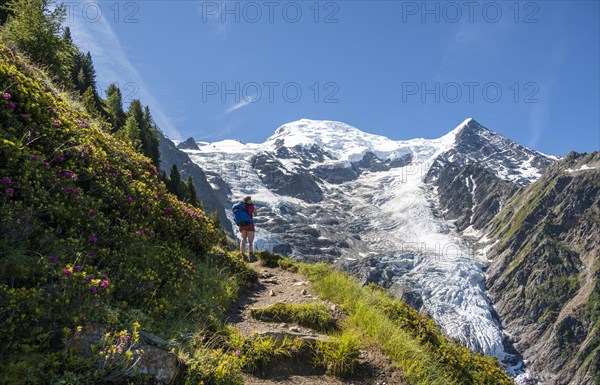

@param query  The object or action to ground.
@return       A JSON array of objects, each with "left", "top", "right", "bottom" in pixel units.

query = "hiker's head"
[{"left": 243, "top": 196, "right": 252, "bottom": 204}]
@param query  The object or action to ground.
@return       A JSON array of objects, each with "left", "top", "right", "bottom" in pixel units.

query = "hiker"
[{"left": 232, "top": 196, "right": 256, "bottom": 262}]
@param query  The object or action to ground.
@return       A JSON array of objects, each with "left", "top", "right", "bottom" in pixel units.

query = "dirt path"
[{"left": 226, "top": 263, "right": 407, "bottom": 385}]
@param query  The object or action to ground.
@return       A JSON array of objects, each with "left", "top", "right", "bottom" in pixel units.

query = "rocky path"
[{"left": 226, "top": 263, "right": 407, "bottom": 385}]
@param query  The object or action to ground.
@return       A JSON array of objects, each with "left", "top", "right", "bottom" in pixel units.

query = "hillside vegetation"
[{"left": 0, "top": 42, "right": 256, "bottom": 383}]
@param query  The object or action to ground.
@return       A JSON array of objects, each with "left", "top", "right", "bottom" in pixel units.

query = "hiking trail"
[{"left": 226, "top": 263, "right": 408, "bottom": 385}]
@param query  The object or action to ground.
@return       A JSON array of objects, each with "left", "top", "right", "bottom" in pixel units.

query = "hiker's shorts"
[{"left": 239, "top": 223, "right": 255, "bottom": 232}]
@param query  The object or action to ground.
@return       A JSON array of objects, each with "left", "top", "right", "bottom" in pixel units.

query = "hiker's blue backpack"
[{"left": 232, "top": 201, "right": 253, "bottom": 226}]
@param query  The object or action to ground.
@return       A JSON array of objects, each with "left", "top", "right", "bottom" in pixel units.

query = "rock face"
[
  {"left": 158, "top": 131, "right": 232, "bottom": 233},
  {"left": 177, "top": 137, "right": 200, "bottom": 150},
  {"left": 70, "top": 322, "right": 107, "bottom": 357},
  {"left": 485, "top": 151, "right": 600, "bottom": 385},
  {"left": 252, "top": 151, "right": 324, "bottom": 203},
  {"left": 430, "top": 119, "right": 555, "bottom": 186},
  {"left": 426, "top": 161, "right": 521, "bottom": 232},
  {"left": 425, "top": 119, "right": 553, "bottom": 232}
]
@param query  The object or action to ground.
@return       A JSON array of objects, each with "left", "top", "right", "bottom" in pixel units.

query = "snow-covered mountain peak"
[
  {"left": 448, "top": 117, "right": 477, "bottom": 134},
  {"left": 432, "top": 119, "right": 556, "bottom": 185},
  {"left": 266, "top": 119, "right": 403, "bottom": 162},
  {"left": 443, "top": 117, "right": 493, "bottom": 143}
]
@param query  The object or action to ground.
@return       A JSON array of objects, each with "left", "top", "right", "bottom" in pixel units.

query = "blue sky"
[{"left": 67, "top": 1, "right": 599, "bottom": 156}]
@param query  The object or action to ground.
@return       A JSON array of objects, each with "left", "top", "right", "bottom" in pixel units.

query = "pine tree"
[
  {"left": 141, "top": 106, "right": 161, "bottom": 167},
  {"left": 62, "top": 25, "right": 72, "bottom": 41},
  {"left": 179, "top": 180, "right": 188, "bottom": 201},
  {"left": 105, "top": 83, "right": 126, "bottom": 132},
  {"left": 72, "top": 52, "right": 98, "bottom": 96},
  {"left": 122, "top": 114, "right": 141, "bottom": 148},
  {"left": 62, "top": 27, "right": 78, "bottom": 65},
  {"left": 119, "top": 100, "right": 161, "bottom": 166},
  {"left": 185, "top": 176, "right": 199, "bottom": 207},
  {"left": 168, "top": 165, "right": 181, "bottom": 198},
  {"left": 209, "top": 210, "right": 220, "bottom": 227},
  {"left": 81, "top": 86, "right": 100, "bottom": 117},
  {"left": 71, "top": 52, "right": 83, "bottom": 91},
  {"left": 126, "top": 99, "right": 144, "bottom": 127},
  {"left": 0, "top": 0, "right": 12, "bottom": 24},
  {"left": 158, "top": 170, "right": 168, "bottom": 185},
  {"left": 1, "top": 0, "right": 73, "bottom": 85},
  {"left": 76, "top": 67, "right": 87, "bottom": 94},
  {"left": 84, "top": 52, "right": 97, "bottom": 92}
]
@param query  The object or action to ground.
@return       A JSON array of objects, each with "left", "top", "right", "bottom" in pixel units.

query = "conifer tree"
[
  {"left": 168, "top": 165, "right": 181, "bottom": 198},
  {"left": 72, "top": 52, "right": 98, "bottom": 96},
  {"left": 84, "top": 51, "right": 97, "bottom": 91},
  {"left": 158, "top": 170, "right": 168, "bottom": 185},
  {"left": 209, "top": 210, "right": 220, "bottom": 227},
  {"left": 105, "top": 83, "right": 126, "bottom": 131},
  {"left": 62, "top": 27, "right": 78, "bottom": 65},
  {"left": 81, "top": 86, "right": 100, "bottom": 117},
  {"left": 122, "top": 113, "right": 141, "bottom": 148},
  {"left": 141, "top": 106, "right": 161, "bottom": 167},
  {"left": 1, "top": 0, "right": 73, "bottom": 85},
  {"left": 0, "top": 0, "right": 12, "bottom": 24},
  {"left": 185, "top": 176, "right": 199, "bottom": 207},
  {"left": 127, "top": 99, "right": 144, "bottom": 127}
]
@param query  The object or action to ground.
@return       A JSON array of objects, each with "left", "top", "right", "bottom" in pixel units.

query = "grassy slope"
[
  {"left": 0, "top": 43, "right": 256, "bottom": 384},
  {"left": 259, "top": 253, "right": 514, "bottom": 385}
]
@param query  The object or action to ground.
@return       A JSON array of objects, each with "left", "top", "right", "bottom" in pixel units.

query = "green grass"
[
  {"left": 300, "top": 263, "right": 514, "bottom": 385},
  {"left": 226, "top": 326, "right": 360, "bottom": 377},
  {"left": 277, "top": 257, "right": 301, "bottom": 272},
  {"left": 255, "top": 250, "right": 283, "bottom": 268},
  {"left": 314, "top": 330, "right": 360, "bottom": 376},
  {"left": 249, "top": 302, "right": 338, "bottom": 332},
  {"left": 226, "top": 328, "right": 310, "bottom": 375}
]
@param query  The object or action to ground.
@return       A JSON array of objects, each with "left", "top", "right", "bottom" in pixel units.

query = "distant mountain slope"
[
  {"left": 158, "top": 132, "right": 233, "bottom": 233},
  {"left": 486, "top": 151, "right": 600, "bottom": 385}
]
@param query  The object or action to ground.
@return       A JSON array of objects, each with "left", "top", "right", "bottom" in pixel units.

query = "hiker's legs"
[
  {"left": 247, "top": 231, "right": 255, "bottom": 254},
  {"left": 240, "top": 231, "right": 248, "bottom": 254}
]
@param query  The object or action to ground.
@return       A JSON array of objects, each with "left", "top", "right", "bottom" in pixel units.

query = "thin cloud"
[
  {"left": 225, "top": 99, "right": 252, "bottom": 114},
  {"left": 67, "top": 13, "right": 182, "bottom": 139}
]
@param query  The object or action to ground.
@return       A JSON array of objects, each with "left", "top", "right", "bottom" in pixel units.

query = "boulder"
[
  {"left": 70, "top": 323, "right": 179, "bottom": 384},
  {"left": 136, "top": 344, "right": 179, "bottom": 384}
]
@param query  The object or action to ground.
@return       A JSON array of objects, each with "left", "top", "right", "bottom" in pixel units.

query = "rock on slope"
[{"left": 485, "top": 151, "right": 600, "bottom": 385}]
